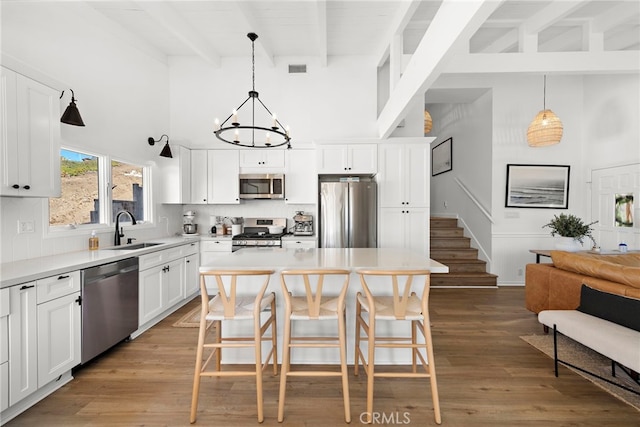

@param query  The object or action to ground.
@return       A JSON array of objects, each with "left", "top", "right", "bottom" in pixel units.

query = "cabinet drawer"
[
  {"left": 139, "top": 246, "right": 185, "bottom": 270},
  {"left": 181, "top": 241, "right": 200, "bottom": 257},
  {"left": 36, "top": 271, "right": 81, "bottom": 304},
  {"left": 202, "top": 240, "right": 232, "bottom": 252}
]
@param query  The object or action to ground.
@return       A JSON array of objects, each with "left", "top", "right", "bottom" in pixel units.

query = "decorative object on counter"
[
  {"left": 183, "top": 211, "right": 198, "bottom": 235},
  {"left": 89, "top": 230, "right": 99, "bottom": 250},
  {"left": 543, "top": 213, "right": 597, "bottom": 251},
  {"left": 147, "top": 134, "right": 172, "bottom": 158},
  {"left": 527, "top": 75, "right": 563, "bottom": 147},
  {"left": 60, "top": 89, "right": 85, "bottom": 126},
  {"left": 213, "top": 33, "right": 291, "bottom": 149}
]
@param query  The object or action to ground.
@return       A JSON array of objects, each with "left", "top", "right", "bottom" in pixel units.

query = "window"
[
  {"left": 49, "top": 149, "right": 100, "bottom": 226},
  {"left": 49, "top": 148, "right": 150, "bottom": 230}
]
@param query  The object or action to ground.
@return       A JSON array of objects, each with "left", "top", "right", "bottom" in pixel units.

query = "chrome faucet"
[{"left": 114, "top": 210, "right": 137, "bottom": 246}]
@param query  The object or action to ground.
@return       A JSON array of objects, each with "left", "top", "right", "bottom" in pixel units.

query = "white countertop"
[
  {"left": 1, "top": 236, "right": 199, "bottom": 288},
  {"left": 200, "top": 248, "right": 449, "bottom": 272}
]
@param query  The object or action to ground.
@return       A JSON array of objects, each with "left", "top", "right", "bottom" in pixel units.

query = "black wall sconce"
[
  {"left": 148, "top": 134, "right": 172, "bottom": 158},
  {"left": 60, "top": 89, "right": 85, "bottom": 126}
]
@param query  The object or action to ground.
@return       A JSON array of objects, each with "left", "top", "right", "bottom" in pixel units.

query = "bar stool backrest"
[
  {"left": 356, "top": 269, "right": 431, "bottom": 320},
  {"left": 200, "top": 269, "right": 275, "bottom": 319},
  {"left": 280, "top": 269, "right": 351, "bottom": 319}
]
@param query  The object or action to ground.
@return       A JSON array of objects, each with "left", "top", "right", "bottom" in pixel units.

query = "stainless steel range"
[{"left": 232, "top": 217, "right": 288, "bottom": 251}]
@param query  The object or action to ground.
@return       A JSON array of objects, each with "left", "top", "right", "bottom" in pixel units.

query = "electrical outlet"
[
  {"left": 18, "top": 220, "right": 35, "bottom": 234},
  {"left": 517, "top": 268, "right": 523, "bottom": 277}
]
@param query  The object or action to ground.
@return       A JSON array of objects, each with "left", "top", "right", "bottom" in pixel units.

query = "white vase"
[{"left": 554, "top": 236, "right": 583, "bottom": 252}]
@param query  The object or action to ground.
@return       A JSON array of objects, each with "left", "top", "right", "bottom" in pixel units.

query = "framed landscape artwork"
[
  {"left": 432, "top": 137, "right": 452, "bottom": 176},
  {"left": 505, "top": 164, "right": 570, "bottom": 209}
]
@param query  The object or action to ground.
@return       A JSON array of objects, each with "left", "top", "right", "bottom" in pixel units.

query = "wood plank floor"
[{"left": 6, "top": 287, "right": 639, "bottom": 426}]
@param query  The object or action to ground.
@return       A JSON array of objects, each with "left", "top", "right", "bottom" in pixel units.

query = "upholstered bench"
[{"left": 538, "top": 285, "right": 640, "bottom": 393}]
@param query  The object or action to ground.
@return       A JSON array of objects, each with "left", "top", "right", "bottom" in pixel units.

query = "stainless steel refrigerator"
[{"left": 319, "top": 180, "right": 377, "bottom": 248}]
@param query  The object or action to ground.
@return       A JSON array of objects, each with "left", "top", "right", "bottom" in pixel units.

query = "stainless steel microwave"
[{"left": 239, "top": 174, "right": 285, "bottom": 199}]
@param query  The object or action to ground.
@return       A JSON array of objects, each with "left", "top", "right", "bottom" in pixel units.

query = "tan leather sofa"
[{"left": 525, "top": 251, "right": 640, "bottom": 313}]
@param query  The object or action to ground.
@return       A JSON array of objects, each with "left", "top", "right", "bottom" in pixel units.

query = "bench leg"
[{"left": 553, "top": 324, "right": 559, "bottom": 377}]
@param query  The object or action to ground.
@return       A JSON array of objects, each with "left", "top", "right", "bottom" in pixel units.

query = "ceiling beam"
[
  {"left": 376, "top": 0, "right": 503, "bottom": 139},
  {"left": 444, "top": 50, "right": 640, "bottom": 74},
  {"left": 133, "top": 1, "right": 220, "bottom": 67},
  {"left": 519, "top": 0, "right": 584, "bottom": 52},
  {"left": 479, "top": 28, "right": 517, "bottom": 53},
  {"left": 234, "top": 1, "right": 275, "bottom": 67},
  {"left": 312, "top": 0, "right": 327, "bottom": 67},
  {"left": 374, "top": 0, "right": 422, "bottom": 68},
  {"left": 591, "top": 2, "right": 640, "bottom": 33}
]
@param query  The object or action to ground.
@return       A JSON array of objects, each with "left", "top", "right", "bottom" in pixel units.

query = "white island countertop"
[{"left": 200, "top": 247, "right": 449, "bottom": 272}]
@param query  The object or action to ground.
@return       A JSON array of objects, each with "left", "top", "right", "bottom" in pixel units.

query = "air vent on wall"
[{"left": 288, "top": 64, "right": 307, "bottom": 74}]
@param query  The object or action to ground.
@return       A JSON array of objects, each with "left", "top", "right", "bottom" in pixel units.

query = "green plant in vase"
[{"left": 543, "top": 213, "right": 598, "bottom": 251}]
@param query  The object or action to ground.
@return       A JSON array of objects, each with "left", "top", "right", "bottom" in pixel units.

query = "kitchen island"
[{"left": 200, "top": 247, "right": 448, "bottom": 365}]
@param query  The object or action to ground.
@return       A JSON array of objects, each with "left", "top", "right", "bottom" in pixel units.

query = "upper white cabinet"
[
  {"left": 190, "top": 150, "right": 208, "bottom": 204},
  {"left": 285, "top": 149, "right": 317, "bottom": 204},
  {"left": 208, "top": 150, "right": 240, "bottom": 204},
  {"left": 0, "top": 66, "right": 61, "bottom": 197},
  {"left": 378, "top": 143, "right": 430, "bottom": 208},
  {"left": 160, "top": 145, "right": 191, "bottom": 204},
  {"left": 317, "top": 144, "right": 377, "bottom": 174},
  {"left": 239, "top": 150, "right": 285, "bottom": 170}
]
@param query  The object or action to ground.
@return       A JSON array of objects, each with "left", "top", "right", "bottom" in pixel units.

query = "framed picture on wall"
[
  {"left": 505, "top": 164, "right": 570, "bottom": 208},
  {"left": 431, "top": 137, "right": 452, "bottom": 176}
]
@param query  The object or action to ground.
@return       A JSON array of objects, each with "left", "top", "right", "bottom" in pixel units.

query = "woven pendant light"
[
  {"left": 527, "top": 75, "right": 562, "bottom": 147},
  {"left": 424, "top": 110, "right": 433, "bottom": 134}
]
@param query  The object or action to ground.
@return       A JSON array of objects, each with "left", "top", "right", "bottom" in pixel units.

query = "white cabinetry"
[
  {"left": 282, "top": 238, "right": 317, "bottom": 249},
  {"left": 36, "top": 271, "right": 81, "bottom": 387},
  {"left": 239, "top": 150, "right": 285, "bottom": 170},
  {"left": 378, "top": 141, "right": 431, "bottom": 256},
  {"left": 200, "top": 238, "right": 233, "bottom": 266},
  {"left": 285, "top": 149, "right": 317, "bottom": 204},
  {"left": 0, "top": 288, "right": 10, "bottom": 412},
  {"left": 8, "top": 282, "right": 37, "bottom": 405},
  {"left": 0, "top": 66, "right": 61, "bottom": 197},
  {"left": 208, "top": 150, "right": 240, "bottom": 204},
  {"left": 379, "top": 208, "right": 430, "bottom": 255},
  {"left": 378, "top": 143, "right": 430, "bottom": 208},
  {"left": 317, "top": 144, "right": 377, "bottom": 174},
  {"left": 184, "top": 252, "right": 200, "bottom": 297},
  {"left": 190, "top": 150, "right": 209, "bottom": 204},
  {"left": 138, "top": 245, "right": 186, "bottom": 327},
  {"left": 160, "top": 145, "right": 191, "bottom": 204}
]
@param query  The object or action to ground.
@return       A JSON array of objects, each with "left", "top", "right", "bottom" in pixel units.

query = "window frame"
[{"left": 45, "top": 146, "right": 154, "bottom": 239}]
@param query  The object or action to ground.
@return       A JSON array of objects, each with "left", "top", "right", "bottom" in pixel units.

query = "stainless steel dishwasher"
[{"left": 81, "top": 257, "right": 139, "bottom": 364}]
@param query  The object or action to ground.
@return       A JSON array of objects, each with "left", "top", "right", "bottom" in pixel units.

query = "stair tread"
[
  {"left": 432, "top": 272, "right": 497, "bottom": 277},
  {"left": 432, "top": 258, "right": 486, "bottom": 264}
]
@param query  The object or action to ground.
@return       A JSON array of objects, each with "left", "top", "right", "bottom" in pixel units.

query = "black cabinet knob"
[
  {"left": 12, "top": 184, "right": 19, "bottom": 189},
  {"left": 23, "top": 185, "right": 30, "bottom": 190}
]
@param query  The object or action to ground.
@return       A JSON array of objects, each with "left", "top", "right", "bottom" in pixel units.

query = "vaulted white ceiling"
[{"left": 5, "top": 0, "right": 638, "bottom": 137}]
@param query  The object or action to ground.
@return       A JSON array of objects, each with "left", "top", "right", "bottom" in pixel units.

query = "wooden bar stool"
[
  {"left": 190, "top": 269, "right": 277, "bottom": 424},
  {"left": 278, "top": 269, "right": 351, "bottom": 423},
  {"left": 354, "top": 269, "right": 441, "bottom": 425}
]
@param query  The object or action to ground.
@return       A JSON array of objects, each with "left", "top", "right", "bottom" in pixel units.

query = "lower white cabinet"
[
  {"left": 138, "top": 243, "right": 198, "bottom": 329},
  {"left": 184, "top": 253, "right": 200, "bottom": 297},
  {"left": 200, "top": 239, "right": 232, "bottom": 266},
  {"left": 36, "top": 292, "right": 81, "bottom": 387},
  {"left": 379, "top": 208, "right": 430, "bottom": 256},
  {"left": 282, "top": 239, "right": 317, "bottom": 249},
  {"left": 8, "top": 283, "right": 38, "bottom": 406},
  {"left": 1, "top": 288, "right": 10, "bottom": 412}
]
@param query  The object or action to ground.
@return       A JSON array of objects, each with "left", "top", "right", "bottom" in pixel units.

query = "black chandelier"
[{"left": 213, "top": 33, "right": 291, "bottom": 149}]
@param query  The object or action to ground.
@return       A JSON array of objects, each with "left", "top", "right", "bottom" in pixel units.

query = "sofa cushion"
[
  {"left": 577, "top": 285, "right": 640, "bottom": 332},
  {"left": 551, "top": 251, "right": 640, "bottom": 289}
]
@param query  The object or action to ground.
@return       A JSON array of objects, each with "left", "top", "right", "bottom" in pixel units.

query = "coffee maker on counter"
[{"left": 293, "top": 211, "right": 313, "bottom": 236}]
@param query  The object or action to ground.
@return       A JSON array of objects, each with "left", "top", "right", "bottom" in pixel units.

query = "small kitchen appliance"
[
  {"left": 293, "top": 211, "right": 313, "bottom": 236},
  {"left": 183, "top": 211, "right": 198, "bottom": 234},
  {"left": 232, "top": 217, "right": 287, "bottom": 252}
]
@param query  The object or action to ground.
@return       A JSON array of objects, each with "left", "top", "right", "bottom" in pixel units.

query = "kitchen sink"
[{"left": 107, "top": 242, "right": 163, "bottom": 250}]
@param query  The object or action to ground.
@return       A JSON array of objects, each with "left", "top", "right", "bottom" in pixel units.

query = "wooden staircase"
[{"left": 430, "top": 217, "right": 497, "bottom": 287}]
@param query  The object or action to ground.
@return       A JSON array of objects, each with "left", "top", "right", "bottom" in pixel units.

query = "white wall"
[
  {"left": 430, "top": 72, "right": 640, "bottom": 285},
  {"left": 169, "top": 55, "right": 380, "bottom": 148},
  {"left": 0, "top": 2, "right": 182, "bottom": 262}
]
